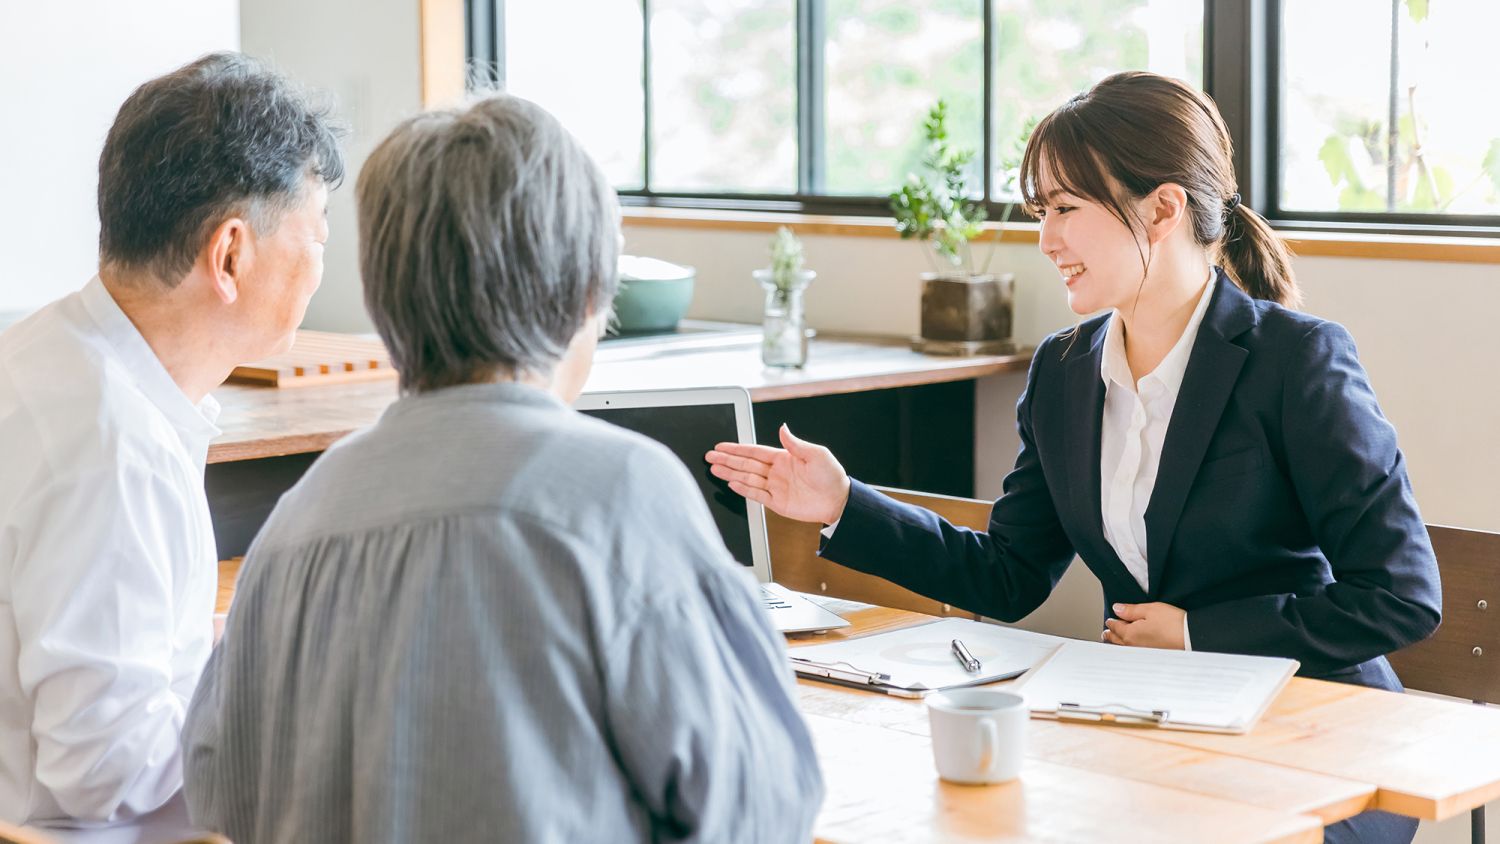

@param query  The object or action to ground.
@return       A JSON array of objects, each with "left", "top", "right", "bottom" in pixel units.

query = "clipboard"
[
  {"left": 1013, "top": 639, "right": 1299, "bottom": 734},
  {"left": 788, "top": 618, "right": 1066, "bottom": 698}
]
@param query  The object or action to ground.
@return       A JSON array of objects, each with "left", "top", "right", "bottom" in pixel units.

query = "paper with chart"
[
  {"left": 1016, "top": 640, "right": 1299, "bottom": 733},
  {"left": 789, "top": 618, "right": 1066, "bottom": 694}
]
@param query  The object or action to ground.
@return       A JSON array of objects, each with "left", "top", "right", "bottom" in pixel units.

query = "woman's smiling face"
[{"left": 1033, "top": 158, "right": 1153, "bottom": 316}]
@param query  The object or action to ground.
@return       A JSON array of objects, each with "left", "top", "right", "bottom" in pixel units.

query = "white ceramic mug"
[{"left": 925, "top": 688, "right": 1027, "bottom": 785}]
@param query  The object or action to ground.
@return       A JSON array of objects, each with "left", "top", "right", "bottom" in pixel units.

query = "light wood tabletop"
[
  {"left": 214, "top": 554, "right": 1500, "bottom": 842},
  {"left": 210, "top": 563, "right": 1368, "bottom": 842},
  {"left": 218, "top": 557, "right": 1500, "bottom": 841},
  {"left": 789, "top": 605, "right": 1500, "bottom": 843},
  {"left": 207, "top": 332, "right": 1031, "bottom": 464}
]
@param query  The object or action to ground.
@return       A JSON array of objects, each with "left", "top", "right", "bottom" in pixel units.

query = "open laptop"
[{"left": 576, "top": 387, "right": 849, "bottom": 634}]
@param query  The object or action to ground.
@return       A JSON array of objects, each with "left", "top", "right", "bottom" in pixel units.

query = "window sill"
[{"left": 621, "top": 207, "right": 1500, "bottom": 265}]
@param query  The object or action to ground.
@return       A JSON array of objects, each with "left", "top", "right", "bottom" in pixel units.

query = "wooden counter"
[{"left": 208, "top": 333, "right": 1031, "bottom": 464}]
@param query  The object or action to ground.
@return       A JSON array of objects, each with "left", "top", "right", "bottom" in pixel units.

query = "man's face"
[{"left": 242, "top": 179, "right": 329, "bottom": 356}]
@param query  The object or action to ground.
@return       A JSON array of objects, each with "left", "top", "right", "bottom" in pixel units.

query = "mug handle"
[{"left": 977, "top": 718, "right": 999, "bottom": 775}]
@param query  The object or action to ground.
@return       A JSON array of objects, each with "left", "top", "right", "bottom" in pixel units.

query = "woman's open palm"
[{"left": 705, "top": 425, "right": 850, "bottom": 525}]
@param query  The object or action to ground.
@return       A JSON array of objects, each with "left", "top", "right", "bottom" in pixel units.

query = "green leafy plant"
[
  {"left": 889, "top": 100, "right": 987, "bottom": 275},
  {"left": 768, "top": 226, "right": 805, "bottom": 290}
]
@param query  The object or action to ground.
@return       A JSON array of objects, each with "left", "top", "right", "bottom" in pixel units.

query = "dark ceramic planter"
[{"left": 914, "top": 272, "right": 1017, "bottom": 355}]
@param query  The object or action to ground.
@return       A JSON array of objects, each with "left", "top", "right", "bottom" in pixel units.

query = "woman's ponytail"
[{"left": 1220, "top": 200, "right": 1301, "bottom": 308}]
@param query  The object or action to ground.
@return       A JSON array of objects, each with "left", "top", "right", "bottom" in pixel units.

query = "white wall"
[
  {"left": 0, "top": 1, "right": 240, "bottom": 314},
  {"left": 239, "top": 0, "right": 423, "bottom": 334}
]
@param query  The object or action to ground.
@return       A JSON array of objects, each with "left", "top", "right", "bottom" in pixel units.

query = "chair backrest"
[
  {"left": 0, "top": 822, "right": 230, "bottom": 844},
  {"left": 0, "top": 822, "right": 56, "bottom": 844},
  {"left": 1387, "top": 524, "right": 1500, "bottom": 703},
  {"left": 765, "top": 485, "right": 991, "bottom": 619}
]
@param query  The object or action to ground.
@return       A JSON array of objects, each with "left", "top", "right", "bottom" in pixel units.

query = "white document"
[
  {"left": 1015, "top": 640, "right": 1299, "bottom": 734},
  {"left": 789, "top": 618, "right": 1065, "bottom": 697}
]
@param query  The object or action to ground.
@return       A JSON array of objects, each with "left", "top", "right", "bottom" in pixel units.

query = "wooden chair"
[
  {"left": 0, "top": 822, "right": 53, "bottom": 844},
  {"left": 1386, "top": 524, "right": 1500, "bottom": 844},
  {"left": 766, "top": 484, "right": 991, "bottom": 619},
  {"left": 0, "top": 821, "right": 229, "bottom": 844}
]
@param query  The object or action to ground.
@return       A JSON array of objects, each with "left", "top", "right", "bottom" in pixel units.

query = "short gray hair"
[
  {"left": 357, "top": 94, "right": 620, "bottom": 393},
  {"left": 99, "top": 52, "right": 344, "bottom": 285}
]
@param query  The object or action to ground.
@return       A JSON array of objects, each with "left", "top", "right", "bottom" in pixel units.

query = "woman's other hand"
[
  {"left": 706, "top": 424, "right": 851, "bottom": 525},
  {"left": 1103, "top": 602, "right": 1187, "bottom": 649}
]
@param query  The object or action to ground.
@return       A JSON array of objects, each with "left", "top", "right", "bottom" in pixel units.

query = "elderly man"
[
  {"left": 0, "top": 53, "right": 342, "bottom": 836},
  {"left": 183, "top": 94, "right": 824, "bottom": 843}
]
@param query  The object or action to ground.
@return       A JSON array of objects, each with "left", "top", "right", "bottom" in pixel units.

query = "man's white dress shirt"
[
  {"left": 0, "top": 277, "right": 219, "bottom": 832},
  {"left": 1099, "top": 273, "right": 1215, "bottom": 649}
]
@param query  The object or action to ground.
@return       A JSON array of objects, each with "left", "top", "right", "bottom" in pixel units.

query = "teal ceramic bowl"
[{"left": 613, "top": 256, "right": 695, "bottom": 333}]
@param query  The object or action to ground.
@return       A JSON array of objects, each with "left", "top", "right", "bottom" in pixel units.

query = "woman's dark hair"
[{"left": 1019, "top": 71, "right": 1299, "bottom": 308}]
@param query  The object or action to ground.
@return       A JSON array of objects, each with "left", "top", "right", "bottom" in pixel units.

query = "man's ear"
[
  {"left": 204, "top": 217, "right": 250, "bottom": 305},
  {"left": 1145, "top": 183, "right": 1190, "bottom": 246}
]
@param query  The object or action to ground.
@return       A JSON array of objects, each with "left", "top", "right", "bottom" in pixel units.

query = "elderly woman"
[{"left": 181, "top": 95, "right": 824, "bottom": 843}]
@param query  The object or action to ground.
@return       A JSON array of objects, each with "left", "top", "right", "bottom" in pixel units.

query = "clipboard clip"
[
  {"left": 788, "top": 657, "right": 893, "bottom": 686},
  {"left": 1056, "top": 701, "right": 1170, "bottom": 726}
]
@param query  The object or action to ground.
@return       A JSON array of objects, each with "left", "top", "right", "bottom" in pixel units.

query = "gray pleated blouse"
[{"left": 182, "top": 383, "right": 823, "bottom": 843}]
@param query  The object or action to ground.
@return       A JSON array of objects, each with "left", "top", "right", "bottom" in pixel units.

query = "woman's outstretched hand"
[{"left": 706, "top": 424, "right": 851, "bottom": 525}]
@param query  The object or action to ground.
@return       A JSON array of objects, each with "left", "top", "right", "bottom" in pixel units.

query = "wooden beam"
[{"left": 419, "top": 0, "right": 466, "bottom": 108}]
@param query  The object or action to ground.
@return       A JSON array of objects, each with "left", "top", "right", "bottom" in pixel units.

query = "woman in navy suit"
[{"left": 708, "top": 72, "right": 1440, "bottom": 843}]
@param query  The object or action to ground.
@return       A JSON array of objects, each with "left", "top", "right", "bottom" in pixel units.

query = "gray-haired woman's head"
[{"left": 357, "top": 94, "right": 620, "bottom": 393}]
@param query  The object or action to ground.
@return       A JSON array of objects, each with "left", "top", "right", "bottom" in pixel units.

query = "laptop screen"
[{"left": 579, "top": 402, "right": 754, "bottom": 567}]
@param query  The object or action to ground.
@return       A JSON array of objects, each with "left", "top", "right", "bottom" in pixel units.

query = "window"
[
  {"left": 648, "top": 0, "right": 797, "bottom": 193},
  {"left": 820, "top": 2, "right": 984, "bottom": 196},
  {"left": 497, "top": 1, "right": 645, "bottom": 189},
  {"left": 1274, "top": 0, "right": 1500, "bottom": 226},
  {"left": 989, "top": 0, "right": 1202, "bottom": 201},
  {"left": 474, "top": 1, "right": 1497, "bottom": 234}
]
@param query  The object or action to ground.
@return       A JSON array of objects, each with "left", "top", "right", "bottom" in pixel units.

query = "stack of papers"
[
  {"left": 789, "top": 618, "right": 1065, "bottom": 698},
  {"left": 1016, "top": 640, "right": 1299, "bottom": 734},
  {"left": 790, "top": 617, "right": 1300, "bottom": 733}
]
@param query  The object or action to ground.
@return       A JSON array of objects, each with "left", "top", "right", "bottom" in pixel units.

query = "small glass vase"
[{"left": 752, "top": 268, "right": 815, "bottom": 368}]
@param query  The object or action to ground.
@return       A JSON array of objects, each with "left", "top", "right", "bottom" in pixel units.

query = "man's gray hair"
[
  {"left": 98, "top": 52, "right": 344, "bottom": 284},
  {"left": 358, "top": 94, "right": 620, "bottom": 393}
]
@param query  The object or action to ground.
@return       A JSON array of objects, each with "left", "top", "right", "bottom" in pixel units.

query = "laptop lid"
[{"left": 575, "top": 387, "right": 773, "bottom": 584}]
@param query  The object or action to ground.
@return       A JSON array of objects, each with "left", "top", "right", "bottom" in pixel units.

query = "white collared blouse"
[{"left": 1098, "top": 271, "right": 1216, "bottom": 647}]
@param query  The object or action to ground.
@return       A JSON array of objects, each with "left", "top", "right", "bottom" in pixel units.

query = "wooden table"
[
  {"left": 204, "top": 332, "right": 1030, "bottom": 559},
  {"left": 788, "top": 605, "right": 1500, "bottom": 843},
  {"left": 213, "top": 562, "right": 1500, "bottom": 842},
  {"left": 208, "top": 332, "right": 1030, "bottom": 464}
]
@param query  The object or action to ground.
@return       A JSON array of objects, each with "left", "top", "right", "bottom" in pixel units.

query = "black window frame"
[{"left": 469, "top": 0, "right": 1500, "bottom": 238}]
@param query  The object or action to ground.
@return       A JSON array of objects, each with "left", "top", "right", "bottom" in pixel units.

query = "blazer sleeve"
[
  {"left": 817, "top": 338, "right": 1076, "bottom": 622},
  {"left": 1188, "top": 321, "right": 1441, "bottom": 672}
]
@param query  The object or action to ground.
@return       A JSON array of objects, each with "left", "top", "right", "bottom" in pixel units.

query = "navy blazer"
[{"left": 821, "top": 269, "right": 1442, "bottom": 691}]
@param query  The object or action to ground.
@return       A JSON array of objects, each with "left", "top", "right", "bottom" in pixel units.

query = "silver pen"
[{"left": 951, "top": 638, "right": 981, "bottom": 673}]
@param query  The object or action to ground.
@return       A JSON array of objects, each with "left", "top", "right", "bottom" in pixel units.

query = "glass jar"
[{"left": 752, "top": 268, "right": 815, "bottom": 368}]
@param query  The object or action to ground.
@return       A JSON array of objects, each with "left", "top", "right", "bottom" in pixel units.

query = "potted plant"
[
  {"left": 752, "top": 226, "right": 816, "bottom": 368},
  {"left": 889, "top": 100, "right": 1017, "bottom": 355}
]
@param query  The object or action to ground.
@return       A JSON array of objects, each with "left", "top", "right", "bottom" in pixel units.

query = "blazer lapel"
[
  {"left": 1064, "top": 320, "right": 1144, "bottom": 601},
  {"left": 1143, "top": 270, "right": 1256, "bottom": 594}
]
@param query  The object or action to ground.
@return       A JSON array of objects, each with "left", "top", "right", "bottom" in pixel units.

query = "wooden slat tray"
[{"left": 228, "top": 330, "right": 397, "bottom": 388}]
